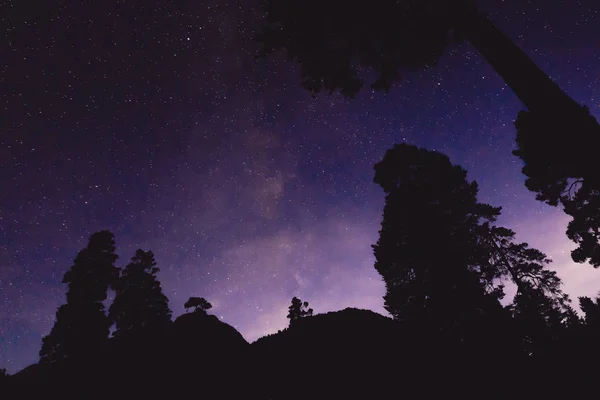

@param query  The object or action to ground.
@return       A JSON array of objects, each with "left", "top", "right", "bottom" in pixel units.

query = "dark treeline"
[
  {"left": 3, "top": 143, "right": 600, "bottom": 398},
  {"left": 4, "top": 1, "right": 600, "bottom": 397}
]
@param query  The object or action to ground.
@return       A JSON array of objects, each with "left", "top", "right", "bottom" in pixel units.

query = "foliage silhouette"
[
  {"left": 257, "top": 0, "right": 600, "bottom": 267},
  {"left": 39, "top": 230, "right": 119, "bottom": 363},
  {"left": 372, "top": 144, "right": 503, "bottom": 331},
  {"left": 480, "top": 223, "right": 578, "bottom": 347},
  {"left": 513, "top": 107, "right": 600, "bottom": 267},
  {"left": 184, "top": 296, "right": 212, "bottom": 313},
  {"left": 6, "top": 193, "right": 600, "bottom": 396},
  {"left": 256, "top": 0, "right": 577, "bottom": 109},
  {"left": 371, "top": 143, "right": 576, "bottom": 364},
  {"left": 580, "top": 294, "right": 600, "bottom": 328},
  {"left": 286, "top": 296, "right": 313, "bottom": 327},
  {"left": 109, "top": 249, "right": 172, "bottom": 338},
  {"left": 0, "top": 368, "right": 9, "bottom": 384}
]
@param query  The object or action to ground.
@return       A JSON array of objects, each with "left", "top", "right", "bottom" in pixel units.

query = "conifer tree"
[
  {"left": 372, "top": 143, "right": 577, "bottom": 359},
  {"left": 580, "top": 294, "right": 600, "bottom": 330},
  {"left": 40, "top": 230, "right": 119, "bottom": 363},
  {"left": 372, "top": 144, "right": 502, "bottom": 334},
  {"left": 109, "top": 249, "right": 172, "bottom": 337}
]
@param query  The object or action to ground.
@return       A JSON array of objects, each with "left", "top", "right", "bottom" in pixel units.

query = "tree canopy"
[
  {"left": 184, "top": 297, "right": 212, "bottom": 313},
  {"left": 372, "top": 144, "right": 500, "bottom": 327},
  {"left": 109, "top": 249, "right": 172, "bottom": 338},
  {"left": 371, "top": 143, "right": 573, "bottom": 355},
  {"left": 39, "top": 230, "right": 119, "bottom": 363},
  {"left": 287, "top": 297, "right": 313, "bottom": 327},
  {"left": 257, "top": 0, "right": 600, "bottom": 269},
  {"left": 513, "top": 107, "right": 600, "bottom": 267},
  {"left": 257, "top": 0, "right": 456, "bottom": 98}
]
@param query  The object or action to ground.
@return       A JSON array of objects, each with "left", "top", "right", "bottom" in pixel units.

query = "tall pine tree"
[
  {"left": 372, "top": 144, "right": 502, "bottom": 335},
  {"left": 40, "top": 230, "right": 119, "bottom": 363},
  {"left": 109, "top": 249, "right": 172, "bottom": 338},
  {"left": 373, "top": 143, "right": 576, "bottom": 362}
]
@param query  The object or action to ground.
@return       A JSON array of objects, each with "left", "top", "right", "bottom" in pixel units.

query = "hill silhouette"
[
  {"left": 1, "top": 308, "right": 443, "bottom": 398},
  {"left": 3, "top": 307, "right": 409, "bottom": 398},
  {"left": 3, "top": 302, "right": 595, "bottom": 398},
  {"left": 252, "top": 308, "right": 409, "bottom": 399}
]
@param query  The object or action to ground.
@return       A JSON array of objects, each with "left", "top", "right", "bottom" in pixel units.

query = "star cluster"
[{"left": 1, "top": 0, "right": 599, "bottom": 373}]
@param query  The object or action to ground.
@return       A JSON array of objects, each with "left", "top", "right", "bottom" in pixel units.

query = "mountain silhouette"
[
  {"left": 251, "top": 308, "right": 409, "bottom": 399},
  {"left": 3, "top": 306, "right": 590, "bottom": 398},
  {"left": 5, "top": 310, "right": 252, "bottom": 397}
]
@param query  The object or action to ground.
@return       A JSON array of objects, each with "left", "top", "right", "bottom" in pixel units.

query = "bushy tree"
[
  {"left": 372, "top": 143, "right": 581, "bottom": 363},
  {"left": 184, "top": 297, "right": 212, "bottom": 314},
  {"left": 372, "top": 143, "right": 576, "bottom": 354},
  {"left": 0, "top": 368, "right": 9, "bottom": 383},
  {"left": 372, "top": 144, "right": 502, "bottom": 333},
  {"left": 514, "top": 121, "right": 600, "bottom": 269},
  {"left": 40, "top": 230, "right": 119, "bottom": 363},
  {"left": 579, "top": 294, "right": 600, "bottom": 330},
  {"left": 109, "top": 249, "right": 172, "bottom": 337},
  {"left": 287, "top": 297, "right": 313, "bottom": 327}
]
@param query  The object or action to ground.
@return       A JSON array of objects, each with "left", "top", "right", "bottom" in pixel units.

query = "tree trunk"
[
  {"left": 454, "top": 2, "right": 581, "bottom": 114},
  {"left": 455, "top": 1, "right": 600, "bottom": 186}
]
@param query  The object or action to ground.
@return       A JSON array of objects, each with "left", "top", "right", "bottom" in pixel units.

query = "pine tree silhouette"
[
  {"left": 372, "top": 144, "right": 502, "bottom": 336},
  {"left": 109, "top": 249, "right": 172, "bottom": 338},
  {"left": 580, "top": 294, "right": 600, "bottom": 330},
  {"left": 40, "top": 230, "right": 119, "bottom": 363}
]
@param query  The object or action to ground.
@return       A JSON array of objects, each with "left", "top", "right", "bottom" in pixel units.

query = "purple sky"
[{"left": 1, "top": 0, "right": 599, "bottom": 374}]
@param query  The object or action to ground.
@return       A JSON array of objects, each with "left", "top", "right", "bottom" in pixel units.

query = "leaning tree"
[{"left": 256, "top": 0, "right": 600, "bottom": 267}]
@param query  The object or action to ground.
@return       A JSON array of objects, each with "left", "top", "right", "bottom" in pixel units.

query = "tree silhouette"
[
  {"left": 257, "top": 0, "right": 600, "bottom": 266},
  {"left": 579, "top": 294, "right": 600, "bottom": 330},
  {"left": 257, "top": 0, "right": 582, "bottom": 110},
  {"left": 287, "top": 297, "right": 313, "bottom": 327},
  {"left": 372, "top": 144, "right": 503, "bottom": 335},
  {"left": 109, "top": 249, "right": 172, "bottom": 338},
  {"left": 509, "top": 283, "right": 578, "bottom": 358},
  {"left": 39, "top": 230, "right": 119, "bottom": 363},
  {"left": 0, "top": 368, "right": 9, "bottom": 383},
  {"left": 478, "top": 223, "right": 577, "bottom": 357},
  {"left": 480, "top": 224, "right": 572, "bottom": 311},
  {"left": 514, "top": 111, "right": 600, "bottom": 268},
  {"left": 564, "top": 187, "right": 600, "bottom": 267},
  {"left": 372, "top": 143, "right": 579, "bottom": 358},
  {"left": 184, "top": 297, "right": 212, "bottom": 314}
]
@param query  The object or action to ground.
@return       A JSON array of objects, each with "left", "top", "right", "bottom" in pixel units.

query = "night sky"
[{"left": 1, "top": 0, "right": 599, "bottom": 374}]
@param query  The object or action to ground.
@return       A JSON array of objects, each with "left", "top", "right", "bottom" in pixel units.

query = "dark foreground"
[{"left": 2, "top": 308, "right": 597, "bottom": 399}]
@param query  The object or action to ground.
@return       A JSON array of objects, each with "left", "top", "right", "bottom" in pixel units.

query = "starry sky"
[{"left": 1, "top": 0, "right": 599, "bottom": 374}]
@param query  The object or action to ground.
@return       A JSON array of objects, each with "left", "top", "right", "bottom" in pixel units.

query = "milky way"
[{"left": 1, "top": 0, "right": 599, "bottom": 373}]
